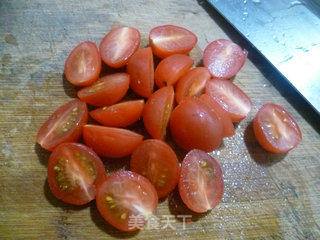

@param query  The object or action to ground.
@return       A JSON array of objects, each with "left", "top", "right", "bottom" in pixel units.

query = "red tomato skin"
[
  {"left": 179, "top": 149, "right": 224, "bottom": 213},
  {"left": 64, "top": 41, "right": 101, "bottom": 86},
  {"left": 205, "top": 79, "right": 252, "bottom": 122},
  {"left": 175, "top": 67, "right": 211, "bottom": 104},
  {"left": 203, "top": 39, "right": 247, "bottom": 79},
  {"left": 154, "top": 54, "right": 194, "bottom": 88},
  {"left": 149, "top": 25, "right": 198, "bottom": 58},
  {"left": 130, "top": 139, "right": 180, "bottom": 198},
  {"left": 90, "top": 100, "right": 145, "bottom": 127},
  {"left": 127, "top": 47, "right": 154, "bottom": 98},
  {"left": 253, "top": 103, "right": 302, "bottom": 153},
  {"left": 36, "top": 99, "right": 88, "bottom": 151},
  {"left": 170, "top": 98, "right": 223, "bottom": 152},
  {"left": 143, "top": 86, "right": 174, "bottom": 140},
  {"left": 47, "top": 143, "right": 106, "bottom": 205},
  {"left": 199, "top": 94, "right": 235, "bottom": 138},
  {"left": 96, "top": 171, "right": 158, "bottom": 231},
  {"left": 83, "top": 124, "right": 143, "bottom": 158},
  {"left": 77, "top": 73, "right": 130, "bottom": 107},
  {"left": 99, "top": 27, "right": 141, "bottom": 68}
]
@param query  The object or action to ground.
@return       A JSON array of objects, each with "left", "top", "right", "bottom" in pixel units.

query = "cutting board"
[{"left": 1, "top": 0, "right": 320, "bottom": 239}]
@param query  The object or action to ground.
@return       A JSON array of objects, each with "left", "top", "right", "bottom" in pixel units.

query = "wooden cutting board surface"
[{"left": 1, "top": 0, "right": 320, "bottom": 239}]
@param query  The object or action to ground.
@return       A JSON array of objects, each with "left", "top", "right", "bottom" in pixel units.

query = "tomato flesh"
[
  {"left": 154, "top": 54, "right": 194, "bottom": 88},
  {"left": 205, "top": 79, "right": 252, "bottom": 122},
  {"left": 170, "top": 98, "right": 223, "bottom": 152},
  {"left": 203, "top": 39, "right": 247, "bottom": 79},
  {"left": 99, "top": 27, "right": 141, "bottom": 68},
  {"left": 36, "top": 99, "right": 88, "bottom": 151},
  {"left": 47, "top": 143, "right": 106, "bottom": 205},
  {"left": 254, "top": 103, "right": 302, "bottom": 153},
  {"left": 96, "top": 171, "right": 158, "bottom": 231},
  {"left": 199, "top": 94, "right": 235, "bottom": 138},
  {"left": 175, "top": 67, "right": 211, "bottom": 104},
  {"left": 127, "top": 47, "right": 154, "bottom": 98},
  {"left": 90, "top": 100, "right": 144, "bottom": 127},
  {"left": 130, "top": 139, "right": 180, "bottom": 198},
  {"left": 179, "top": 149, "right": 224, "bottom": 213},
  {"left": 83, "top": 124, "right": 143, "bottom": 158},
  {"left": 77, "top": 73, "right": 130, "bottom": 107},
  {"left": 149, "top": 25, "right": 198, "bottom": 58},
  {"left": 143, "top": 86, "right": 174, "bottom": 139},
  {"left": 64, "top": 41, "right": 101, "bottom": 86}
]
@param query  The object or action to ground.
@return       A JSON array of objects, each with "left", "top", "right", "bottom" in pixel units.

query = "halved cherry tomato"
[
  {"left": 175, "top": 67, "right": 211, "bottom": 104},
  {"left": 64, "top": 41, "right": 101, "bottom": 86},
  {"left": 77, "top": 73, "right": 130, "bottom": 107},
  {"left": 96, "top": 171, "right": 158, "bottom": 231},
  {"left": 143, "top": 86, "right": 174, "bottom": 139},
  {"left": 127, "top": 47, "right": 154, "bottom": 98},
  {"left": 154, "top": 54, "right": 194, "bottom": 88},
  {"left": 149, "top": 25, "right": 198, "bottom": 58},
  {"left": 179, "top": 149, "right": 224, "bottom": 213},
  {"left": 130, "top": 139, "right": 180, "bottom": 198},
  {"left": 203, "top": 39, "right": 247, "bottom": 79},
  {"left": 90, "top": 100, "right": 145, "bottom": 127},
  {"left": 199, "top": 94, "right": 235, "bottom": 138},
  {"left": 47, "top": 143, "right": 106, "bottom": 205},
  {"left": 170, "top": 98, "right": 223, "bottom": 152},
  {"left": 253, "top": 103, "right": 302, "bottom": 153},
  {"left": 99, "top": 27, "right": 141, "bottom": 68},
  {"left": 205, "top": 79, "right": 252, "bottom": 122},
  {"left": 83, "top": 124, "right": 143, "bottom": 158},
  {"left": 36, "top": 99, "right": 88, "bottom": 151}
]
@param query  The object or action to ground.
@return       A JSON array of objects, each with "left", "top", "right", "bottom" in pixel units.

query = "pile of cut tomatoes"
[{"left": 36, "top": 25, "right": 302, "bottom": 232}]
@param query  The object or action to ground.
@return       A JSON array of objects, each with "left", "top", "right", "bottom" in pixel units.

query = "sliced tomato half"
[
  {"left": 203, "top": 39, "right": 247, "bottom": 79},
  {"left": 99, "top": 27, "right": 141, "bottom": 68},
  {"left": 130, "top": 139, "right": 180, "bottom": 198},
  {"left": 205, "top": 79, "right": 252, "bottom": 122},
  {"left": 36, "top": 99, "right": 88, "bottom": 151},
  {"left": 254, "top": 103, "right": 302, "bottom": 153},
  {"left": 65, "top": 41, "right": 101, "bottom": 86},
  {"left": 96, "top": 171, "right": 158, "bottom": 231},
  {"left": 179, "top": 149, "right": 224, "bottom": 213},
  {"left": 83, "top": 124, "right": 143, "bottom": 158},
  {"left": 77, "top": 73, "right": 130, "bottom": 107},
  {"left": 149, "top": 25, "right": 198, "bottom": 58}
]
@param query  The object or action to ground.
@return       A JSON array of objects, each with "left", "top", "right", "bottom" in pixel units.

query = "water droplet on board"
[{"left": 252, "top": 0, "right": 261, "bottom": 3}]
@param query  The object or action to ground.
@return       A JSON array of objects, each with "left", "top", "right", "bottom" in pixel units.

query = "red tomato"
[
  {"left": 77, "top": 73, "right": 130, "bottom": 107},
  {"left": 179, "top": 149, "right": 224, "bottom": 213},
  {"left": 83, "top": 124, "right": 143, "bottom": 158},
  {"left": 90, "top": 100, "right": 145, "bottom": 127},
  {"left": 203, "top": 39, "right": 247, "bottom": 79},
  {"left": 64, "top": 41, "right": 101, "bottom": 86},
  {"left": 154, "top": 54, "right": 194, "bottom": 88},
  {"left": 199, "top": 94, "right": 235, "bottom": 138},
  {"left": 36, "top": 99, "right": 88, "bottom": 151},
  {"left": 170, "top": 98, "right": 223, "bottom": 152},
  {"left": 143, "top": 86, "right": 174, "bottom": 139},
  {"left": 149, "top": 25, "right": 198, "bottom": 58},
  {"left": 205, "top": 79, "right": 252, "bottom": 122},
  {"left": 96, "top": 171, "right": 158, "bottom": 231},
  {"left": 254, "top": 103, "right": 302, "bottom": 153},
  {"left": 127, "top": 47, "right": 154, "bottom": 98},
  {"left": 47, "top": 143, "right": 106, "bottom": 205},
  {"left": 130, "top": 139, "right": 180, "bottom": 198},
  {"left": 175, "top": 67, "right": 211, "bottom": 104},
  {"left": 99, "top": 27, "right": 141, "bottom": 68}
]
